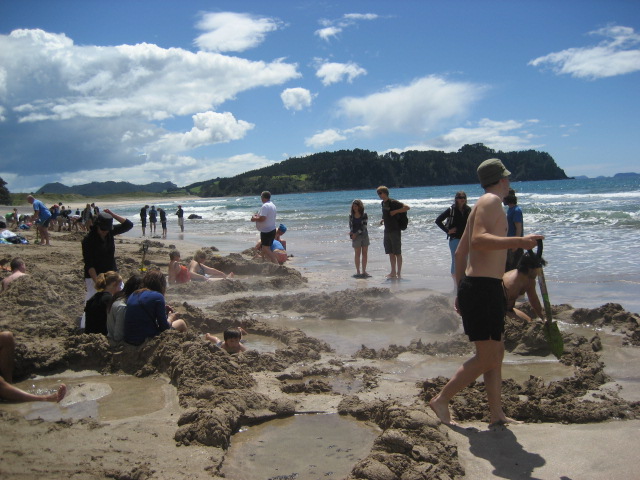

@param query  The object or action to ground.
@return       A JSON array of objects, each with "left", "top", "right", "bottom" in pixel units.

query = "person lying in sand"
[
  {"left": 205, "top": 327, "right": 247, "bottom": 354},
  {"left": 1, "top": 257, "right": 27, "bottom": 292},
  {"left": 0, "top": 331, "right": 66, "bottom": 403},
  {"left": 189, "top": 250, "right": 234, "bottom": 280},
  {"left": 503, "top": 251, "right": 546, "bottom": 323}
]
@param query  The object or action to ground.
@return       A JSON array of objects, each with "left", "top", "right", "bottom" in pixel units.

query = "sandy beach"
[{"left": 1, "top": 197, "right": 639, "bottom": 480}]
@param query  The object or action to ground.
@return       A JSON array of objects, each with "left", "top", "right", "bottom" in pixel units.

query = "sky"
[{"left": 0, "top": 1, "right": 639, "bottom": 192}]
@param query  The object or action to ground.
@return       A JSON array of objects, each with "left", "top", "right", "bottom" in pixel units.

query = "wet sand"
[{"left": 0, "top": 216, "right": 639, "bottom": 479}]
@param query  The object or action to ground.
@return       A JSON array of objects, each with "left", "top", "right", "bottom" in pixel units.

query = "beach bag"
[{"left": 397, "top": 211, "right": 408, "bottom": 231}]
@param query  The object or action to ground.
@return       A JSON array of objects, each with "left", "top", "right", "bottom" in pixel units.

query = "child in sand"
[
  {"left": 189, "top": 250, "right": 234, "bottom": 280},
  {"left": 0, "top": 331, "right": 66, "bottom": 403},
  {"left": 1, "top": 257, "right": 27, "bottom": 291},
  {"left": 168, "top": 251, "right": 191, "bottom": 284},
  {"left": 205, "top": 327, "right": 247, "bottom": 354}
]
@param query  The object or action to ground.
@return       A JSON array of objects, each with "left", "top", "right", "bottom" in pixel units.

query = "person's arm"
[
  {"left": 435, "top": 208, "right": 450, "bottom": 233},
  {"left": 155, "top": 294, "right": 171, "bottom": 332},
  {"left": 390, "top": 201, "right": 409, "bottom": 216},
  {"left": 187, "top": 261, "right": 208, "bottom": 281},
  {"left": 526, "top": 280, "right": 544, "bottom": 320},
  {"left": 81, "top": 238, "right": 99, "bottom": 283},
  {"left": 471, "top": 197, "right": 541, "bottom": 251}
]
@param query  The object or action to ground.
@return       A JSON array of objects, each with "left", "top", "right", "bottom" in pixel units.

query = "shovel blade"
[{"left": 544, "top": 321, "right": 564, "bottom": 359}]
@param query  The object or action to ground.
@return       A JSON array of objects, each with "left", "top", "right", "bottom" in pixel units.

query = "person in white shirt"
[{"left": 250, "top": 191, "right": 279, "bottom": 264}]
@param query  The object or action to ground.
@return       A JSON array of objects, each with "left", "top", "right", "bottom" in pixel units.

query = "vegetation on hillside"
[{"left": 190, "top": 144, "right": 569, "bottom": 197}]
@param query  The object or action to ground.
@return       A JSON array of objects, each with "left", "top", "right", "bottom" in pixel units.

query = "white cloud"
[
  {"left": 315, "top": 61, "right": 367, "bottom": 85},
  {"left": 315, "top": 12, "right": 379, "bottom": 41},
  {"left": 0, "top": 28, "right": 300, "bottom": 183},
  {"left": 280, "top": 88, "right": 314, "bottom": 111},
  {"left": 195, "top": 12, "right": 282, "bottom": 52},
  {"left": 529, "top": 25, "right": 640, "bottom": 79},
  {"left": 337, "top": 75, "right": 485, "bottom": 135},
  {"left": 305, "top": 129, "right": 347, "bottom": 148},
  {"left": 151, "top": 111, "right": 254, "bottom": 152},
  {"left": 428, "top": 118, "right": 543, "bottom": 152},
  {"left": 315, "top": 27, "right": 342, "bottom": 41}
]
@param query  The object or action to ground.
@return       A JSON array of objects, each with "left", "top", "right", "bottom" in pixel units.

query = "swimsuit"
[{"left": 457, "top": 276, "right": 506, "bottom": 342}]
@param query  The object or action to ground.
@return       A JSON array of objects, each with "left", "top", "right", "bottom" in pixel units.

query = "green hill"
[{"left": 188, "top": 144, "right": 569, "bottom": 197}]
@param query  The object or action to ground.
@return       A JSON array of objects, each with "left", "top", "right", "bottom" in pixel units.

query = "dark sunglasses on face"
[{"left": 455, "top": 196, "right": 466, "bottom": 200}]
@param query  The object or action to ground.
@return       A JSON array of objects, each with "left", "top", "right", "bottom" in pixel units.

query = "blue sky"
[{"left": 1, "top": 1, "right": 639, "bottom": 192}]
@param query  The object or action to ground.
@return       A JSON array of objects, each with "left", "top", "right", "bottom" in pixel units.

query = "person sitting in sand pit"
[
  {"left": 189, "top": 250, "right": 234, "bottom": 280},
  {"left": 168, "top": 250, "right": 191, "bottom": 284},
  {"left": 0, "top": 331, "right": 66, "bottom": 403},
  {"left": 205, "top": 327, "right": 247, "bottom": 354},
  {"left": 1, "top": 257, "right": 27, "bottom": 292},
  {"left": 503, "top": 251, "right": 546, "bottom": 323},
  {"left": 85, "top": 271, "right": 123, "bottom": 336},
  {"left": 124, "top": 270, "right": 188, "bottom": 346},
  {"left": 107, "top": 274, "right": 143, "bottom": 343}
]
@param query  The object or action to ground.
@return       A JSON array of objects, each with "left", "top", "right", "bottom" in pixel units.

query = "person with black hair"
[
  {"left": 503, "top": 251, "right": 546, "bottom": 322},
  {"left": 205, "top": 327, "right": 247, "bottom": 353}
]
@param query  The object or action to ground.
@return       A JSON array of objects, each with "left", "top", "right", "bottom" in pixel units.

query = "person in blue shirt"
[
  {"left": 124, "top": 270, "right": 187, "bottom": 346},
  {"left": 27, "top": 195, "right": 52, "bottom": 246},
  {"left": 503, "top": 188, "right": 524, "bottom": 271}
]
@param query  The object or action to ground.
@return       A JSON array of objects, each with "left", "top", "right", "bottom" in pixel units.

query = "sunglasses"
[{"left": 455, "top": 196, "right": 466, "bottom": 200}]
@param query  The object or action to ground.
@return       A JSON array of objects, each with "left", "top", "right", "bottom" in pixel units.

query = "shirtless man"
[
  {"left": 429, "top": 158, "right": 544, "bottom": 427},
  {"left": 1, "top": 257, "right": 27, "bottom": 291},
  {"left": 0, "top": 331, "right": 66, "bottom": 402},
  {"left": 503, "top": 251, "right": 545, "bottom": 322}
]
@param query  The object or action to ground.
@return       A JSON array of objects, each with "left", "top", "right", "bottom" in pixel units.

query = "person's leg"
[
  {"left": 354, "top": 246, "right": 362, "bottom": 274},
  {"left": 0, "top": 331, "right": 15, "bottom": 382},
  {"left": 396, "top": 254, "right": 403, "bottom": 278},
  {"left": 387, "top": 254, "right": 397, "bottom": 278},
  {"left": 429, "top": 340, "right": 503, "bottom": 425},
  {"left": 0, "top": 376, "right": 66, "bottom": 403},
  {"left": 361, "top": 245, "right": 368, "bottom": 275}
]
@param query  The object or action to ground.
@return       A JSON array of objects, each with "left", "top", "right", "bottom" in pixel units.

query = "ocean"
[{"left": 116, "top": 176, "right": 640, "bottom": 314}]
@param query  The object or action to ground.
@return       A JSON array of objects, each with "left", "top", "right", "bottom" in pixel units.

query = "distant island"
[
  {"left": 36, "top": 180, "right": 178, "bottom": 196},
  {"left": 186, "top": 143, "right": 569, "bottom": 197},
  {"left": 573, "top": 172, "right": 638, "bottom": 180}
]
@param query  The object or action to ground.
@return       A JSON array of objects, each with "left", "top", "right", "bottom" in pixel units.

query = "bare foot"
[
  {"left": 489, "top": 416, "right": 522, "bottom": 428},
  {"left": 47, "top": 384, "right": 66, "bottom": 403},
  {"left": 429, "top": 397, "right": 458, "bottom": 426},
  {"left": 386, "top": 273, "right": 397, "bottom": 279},
  {"left": 226, "top": 272, "right": 235, "bottom": 279}
]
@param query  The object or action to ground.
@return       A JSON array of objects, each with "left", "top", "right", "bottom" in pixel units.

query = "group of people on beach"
[
  {"left": 139, "top": 204, "right": 183, "bottom": 238},
  {"left": 3, "top": 157, "right": 547, "bottom": 429}
]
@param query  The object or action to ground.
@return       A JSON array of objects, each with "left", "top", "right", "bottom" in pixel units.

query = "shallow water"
[
  {"left": 221, "top": 413, "right": 380, "bottom": 480},
  {"left": 2, "top": 371, "right": 169, "bottom": 422}
]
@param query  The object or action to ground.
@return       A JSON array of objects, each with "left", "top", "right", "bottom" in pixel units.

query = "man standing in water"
[
  {"left": 251, "top": 191, "right": 279, "bottom": 264},
  {"left": 175, "top": 205, "right": 184, "bottom": 233},
  {"left": 429, "top": 158, "right": 543, "bottom": 427},
  {"left": 376, "top": 186, "right": 410, "bottom": 279}
]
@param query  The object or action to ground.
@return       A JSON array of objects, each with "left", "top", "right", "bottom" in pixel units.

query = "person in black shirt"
[
  {"left": 435, "top": 191, "right": 472, "bottom": 291},
  {"left": 140, "top": 205, "right": 148, "bottom": 236},
  {"left": 81, "top": 210, "right": 133, "bottom": 328}
]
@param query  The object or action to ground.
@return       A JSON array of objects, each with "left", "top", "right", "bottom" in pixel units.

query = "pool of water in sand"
[
  {"left": 221, "top": 413, "right": 380, "bottom": 480},
  {"left": 1, "top": 371, "right": 170, "bottom": 422}
]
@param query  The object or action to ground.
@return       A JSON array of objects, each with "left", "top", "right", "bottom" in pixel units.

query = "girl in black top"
[
  {"left": 435, "top": 191, "right": 472, "bottom": 287},
  {"left": 85, "top": 271, "right": 122, "bottom": 335}
]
